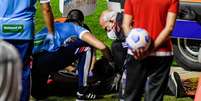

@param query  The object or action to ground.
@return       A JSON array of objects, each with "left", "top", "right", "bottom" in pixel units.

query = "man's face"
[
  {"left": 99, "top": 11, "right": 117, "bottom": 32},
  {"left": 104, "top": 20, "right": 116, "bottom": 32},
  {"left": 102, "top": 20, "right": 118, "bottom": 40},
  {"left": 99, "top": 11, "right": 118, "bottom": 40}
]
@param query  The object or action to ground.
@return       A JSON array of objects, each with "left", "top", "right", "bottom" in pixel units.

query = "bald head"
[{"left": 99, "top": 10, "right": 117, "bottom": 29}]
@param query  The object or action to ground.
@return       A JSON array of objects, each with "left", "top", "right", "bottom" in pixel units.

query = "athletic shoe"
[
  {"left": 168, "top": 72, "right": 185, "bottom": 97},
  {"left": 76, "top": 86, "right": 101, "bottom": 101}
]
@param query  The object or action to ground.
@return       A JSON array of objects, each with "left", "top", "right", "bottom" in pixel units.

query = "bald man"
[{"left": 99, "top": 10, "right": 127, "bottom": 74}]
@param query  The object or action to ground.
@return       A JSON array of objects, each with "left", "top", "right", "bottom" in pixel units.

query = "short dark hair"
[{"left": 67, "top": 9, "right": 84, "bottom": 25}]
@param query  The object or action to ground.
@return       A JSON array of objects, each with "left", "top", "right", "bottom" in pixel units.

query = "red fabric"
[{"left": 124, "top": 0, "right": 179, "bottom": 52}]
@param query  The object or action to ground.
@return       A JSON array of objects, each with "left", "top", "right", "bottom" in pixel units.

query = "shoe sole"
[
  {"left": 170, "top": 72, "right": 178, "bottom": 96},
  {"left": 171, "top": 72, "right": 185, "bottom": 97}
]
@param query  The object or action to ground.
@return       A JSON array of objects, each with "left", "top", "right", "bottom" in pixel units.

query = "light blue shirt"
[
  {"left": 0, "top": 0, "right": 50, "bottom": 40},
  {"left": 33, "top": 22, "right": 89, "bottom": 53}
]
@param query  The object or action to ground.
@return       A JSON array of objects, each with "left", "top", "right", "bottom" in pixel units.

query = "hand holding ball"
[{"left": 126, "top": 28, "right": 151, "bottom": 51}]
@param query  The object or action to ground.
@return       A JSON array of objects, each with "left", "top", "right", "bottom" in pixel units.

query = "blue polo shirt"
[
  {"left": 33, "top": 22, "right": 89, "bottom": 53},
  {"left": 0, "top": 0, "right": 50, "bottom": 40}
]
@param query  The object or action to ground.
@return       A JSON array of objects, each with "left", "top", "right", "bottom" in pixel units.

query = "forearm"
[
  {"left": 153, "top": 27, "right": 173, "bottom": 50},
  {"left": 122, "top": 14, "right": 133, "bottom": 37},
  {"left": 122, "top": 24, "right": 131, "bottom": 37},
  {"left": 81, "top": 32, "right": 113, "bottom": 61},
  {"left": 41, "top": 3, "right": 54, "bottom": 34},
  {"left": 153, "top": 12, "right": 177, "bottom": 50},
  {"left": 90, "top": 49, "right": 96, "bottom": 71}
]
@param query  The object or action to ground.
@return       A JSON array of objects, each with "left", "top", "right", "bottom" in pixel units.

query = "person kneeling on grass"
[{"left": 31, "top": 13, "right": 113, "bottom": 100}]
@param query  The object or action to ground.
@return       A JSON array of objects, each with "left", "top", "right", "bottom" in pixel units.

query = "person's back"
[
  {"left": 0, "top": 0, "right": 36, "bottom": 21},
  {"left": 0, "top": 0, "right": 37, "bottom": 40},
  {"left": 33, "top": 22, "right": 89, "bottom": 54}
]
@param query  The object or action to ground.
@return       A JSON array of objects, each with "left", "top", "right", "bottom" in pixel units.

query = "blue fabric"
[
  {"left": 20, "top": 66, "right": 31, "bottom": 101},
  {"left": 33, "top": 22, "right": 88, "bottom": 54},
  {"left": 77, "top": 52, "right": 87, "bottom": 87},
  {"left": 0, "top": 0, "right": 36, "bottom": 21},
  {"left": 0, "top": 0, "right": 36, "bottom": 40}
]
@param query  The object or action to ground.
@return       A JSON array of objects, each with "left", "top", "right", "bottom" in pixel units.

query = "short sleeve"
[
  {"left": 73, "top": 24, "right": 89, "bottom": 39},
  {"left": 40, "top": 0, "right": 50, "bottom": 4},
  {"left": 168, "top": 0, "right": 179, "bottom": 13},
  {"left": 124, "top": 0, "right": 133, "bottom": 15}
]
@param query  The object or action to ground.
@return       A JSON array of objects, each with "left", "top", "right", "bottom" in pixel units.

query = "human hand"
[
  {"left": 132, "top": 41, "right": 154, "bottom": 60},
  {"left": 43, "top": 32, "right": 60, "bottom": 52},
  {"left": 44, "top": 33, "right": 54, "bottom": 49},
  {"left": 132, "top": 48, "right": 146, "bottom": 60},
  {"left": 46, "top": 33, "right": 54, "bottom": 40}
]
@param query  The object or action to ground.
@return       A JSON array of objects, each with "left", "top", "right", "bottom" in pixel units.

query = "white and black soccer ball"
[{"left": 126, "top": 28, "right": 151, "bottom": 51}]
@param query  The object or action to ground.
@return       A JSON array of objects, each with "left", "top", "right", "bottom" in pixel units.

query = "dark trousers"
[
  {"left": 111, "top": 40, "right": 127, "bottom": 73},
  {"left": 31, "top": 46, "right": 93, "bottom": 99},
  {"left": 124, "top": 55, "right": 173, "bottom": 101},
  {"left": 31, "top": 47, "right": 76, "bottom": 99}
]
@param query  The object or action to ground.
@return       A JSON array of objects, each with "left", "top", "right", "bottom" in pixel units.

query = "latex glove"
[{"left": 43, "top": 32, "right": 61, "bottom": 52}]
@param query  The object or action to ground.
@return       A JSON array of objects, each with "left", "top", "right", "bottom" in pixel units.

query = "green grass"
[{"left": 33, "top": 0, "right": 195, "bottom": 101}]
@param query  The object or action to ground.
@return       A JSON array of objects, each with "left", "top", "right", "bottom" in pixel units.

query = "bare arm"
[
  {"left": 133, "top": 12, "right": 177, "bottom": 60},
  {"left": 90, "top": 49, "right": 96, "bottom": 71},
  {"left": 153, "top": 12, "right": 177, "bottom": 50},
  {"left": 122, "top": 14, "right": 133, "bottom": 37},
  {"left": 40, "top": 3, "right": 54, "bottom": 34},
  {"left": 81, "top": 32, "right": 113, "bottom": 62}
]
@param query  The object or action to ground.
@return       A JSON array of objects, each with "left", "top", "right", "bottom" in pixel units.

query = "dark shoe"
[{"left": 168, "top": 72, "right": 186, "bottom": 97}]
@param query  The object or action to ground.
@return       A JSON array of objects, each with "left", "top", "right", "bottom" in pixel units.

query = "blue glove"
[
  {"left": 33, "top": 31, "right": 62, "bottom": 54},
  {"left": 42, "top": 32, "right": 61, "bottom": 52}
]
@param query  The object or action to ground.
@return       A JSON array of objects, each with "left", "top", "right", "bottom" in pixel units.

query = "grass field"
[{"left": 34, "top": 0, "right": 193, "bottom": 101}]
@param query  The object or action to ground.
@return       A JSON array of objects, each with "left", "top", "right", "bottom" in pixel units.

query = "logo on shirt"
[
  {"left": 63, "top": 35, "right": 78, "bottom": 47},
  {"left": 2, "top": 24, "right": 24, "bottom": 33}
]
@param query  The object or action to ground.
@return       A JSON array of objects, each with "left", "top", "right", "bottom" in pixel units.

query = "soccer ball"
[{"left": 126, "top": 28, "right": 151, "bottom": 51}]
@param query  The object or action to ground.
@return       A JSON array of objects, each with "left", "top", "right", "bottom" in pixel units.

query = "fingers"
[{"left": 132, "top": 48, "right": 146, "bottom": 60}]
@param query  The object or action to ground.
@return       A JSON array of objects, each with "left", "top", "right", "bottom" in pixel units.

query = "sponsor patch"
[{"left": 2, "top": 24, "right": 24, "bottom": 33}]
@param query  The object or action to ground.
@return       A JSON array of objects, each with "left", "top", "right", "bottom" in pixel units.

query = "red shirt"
[{"left": 124, "top": 0, "right": 179, "bottom": 54}]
